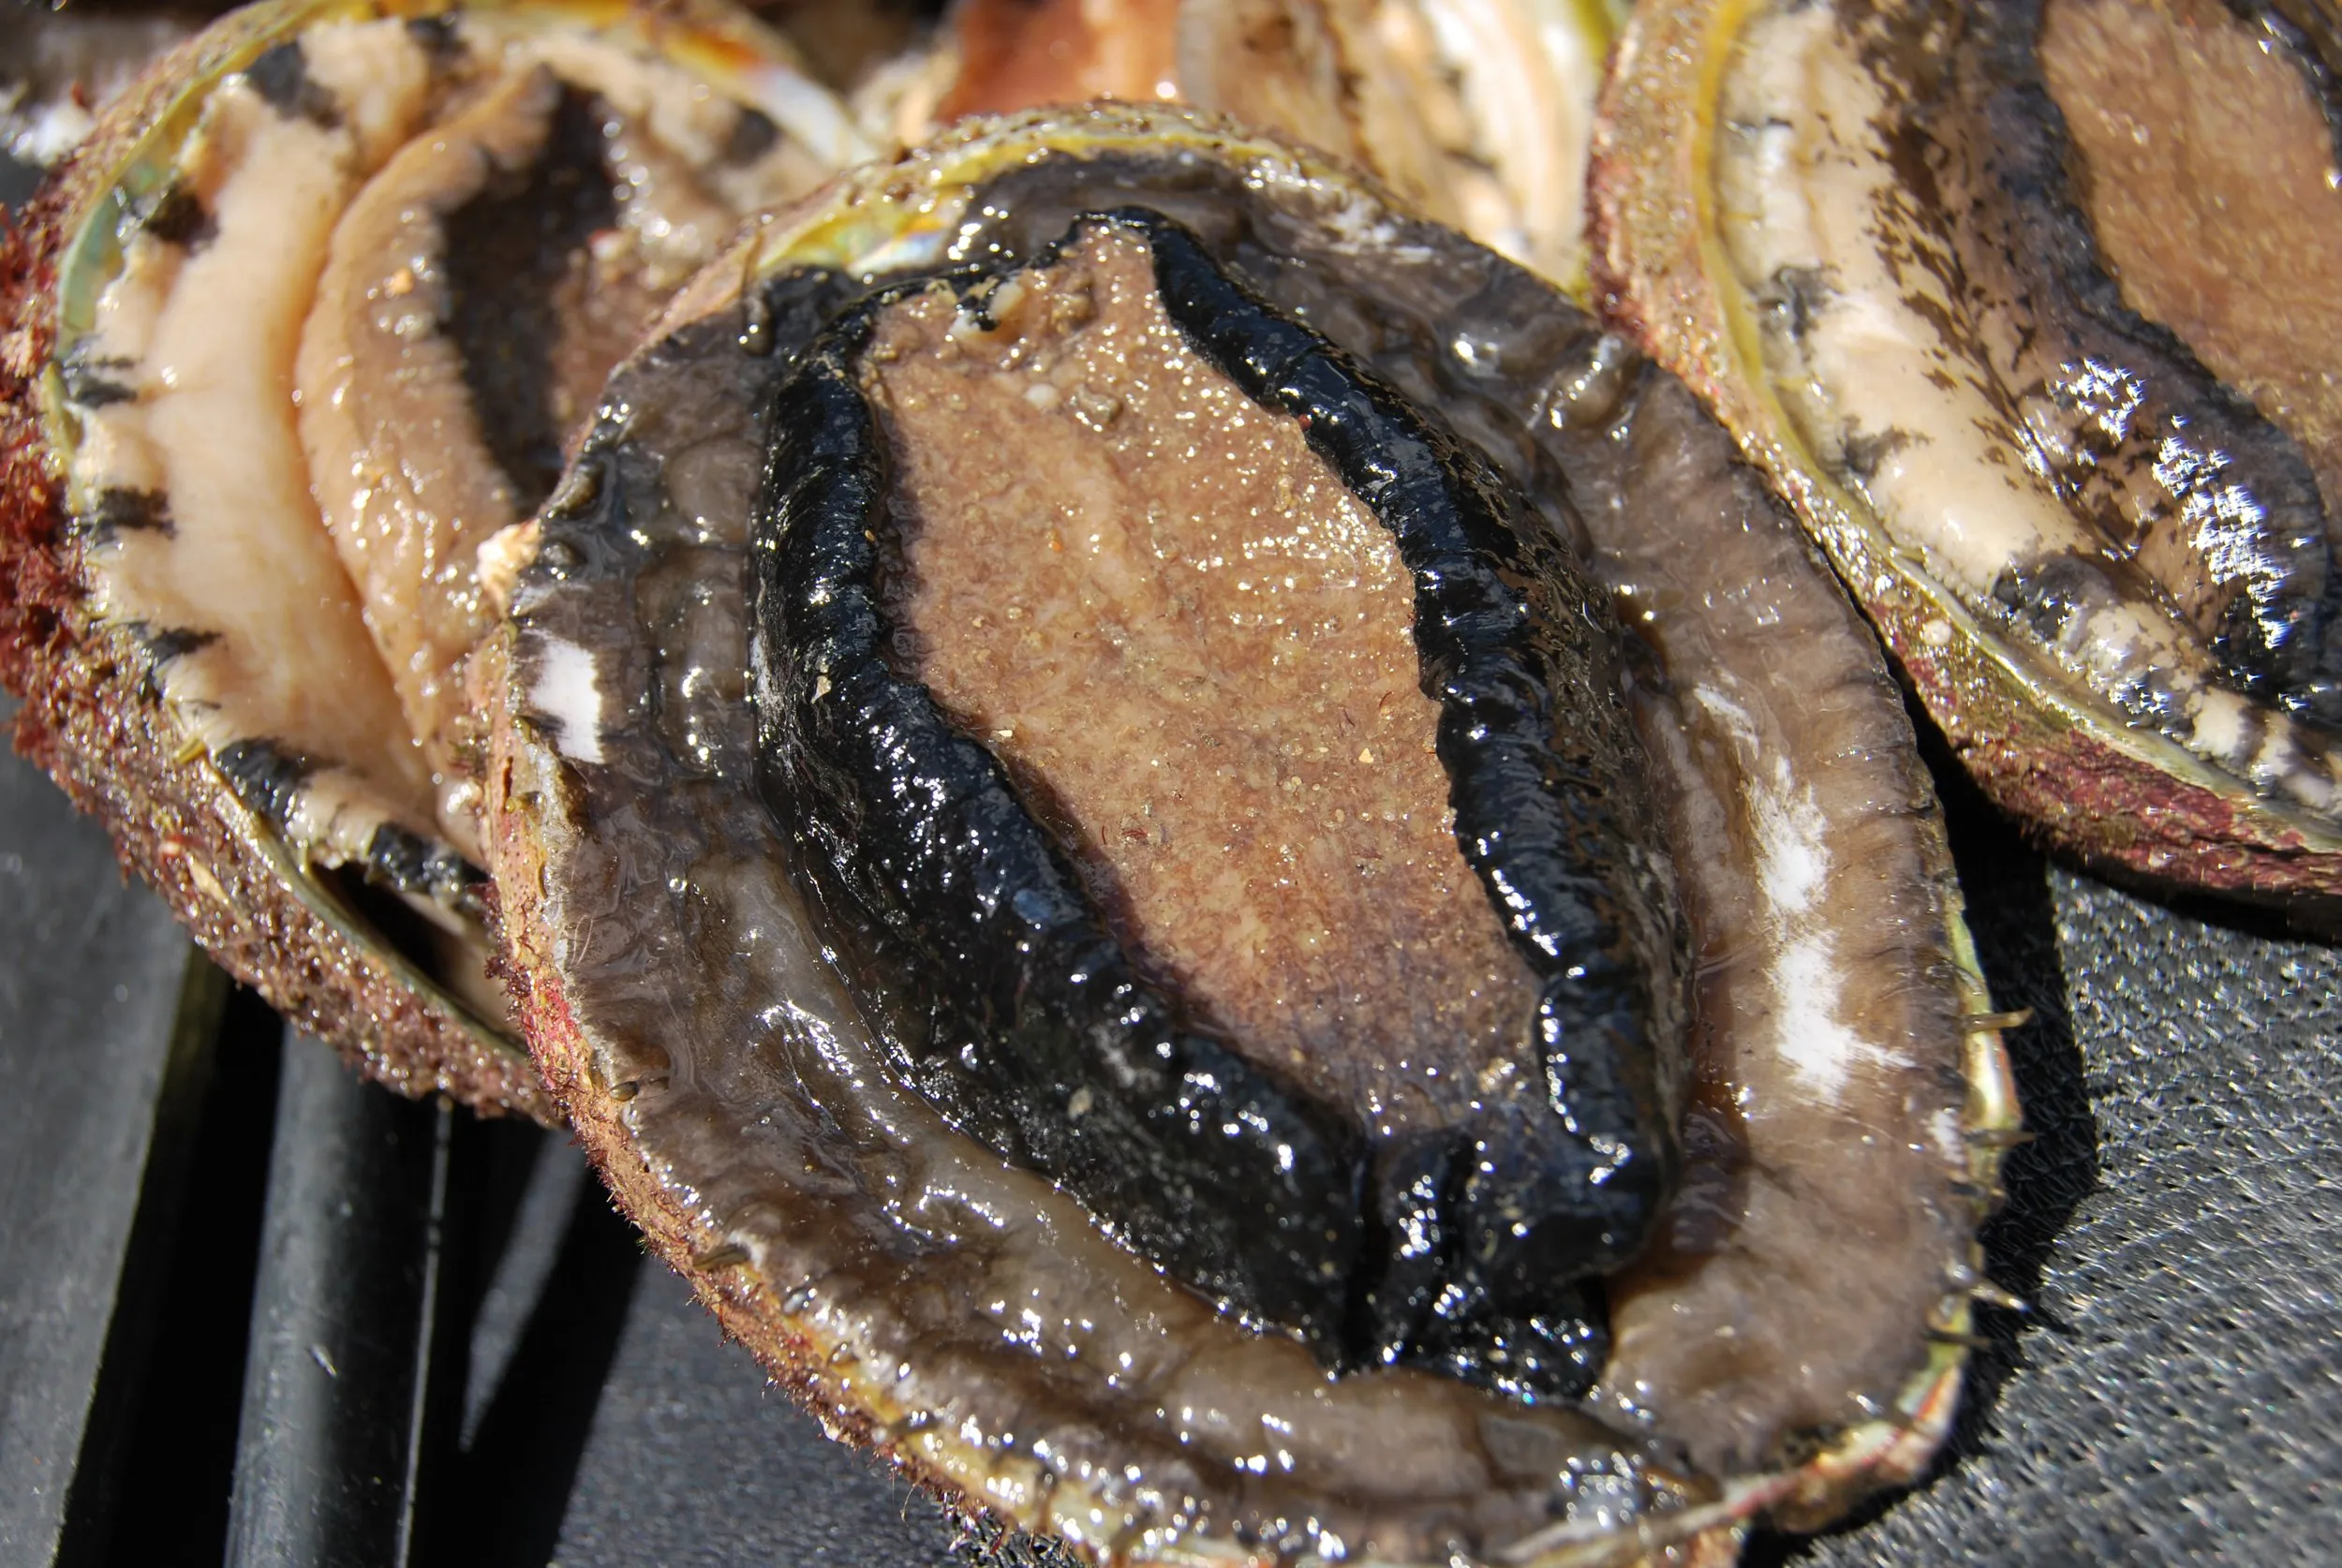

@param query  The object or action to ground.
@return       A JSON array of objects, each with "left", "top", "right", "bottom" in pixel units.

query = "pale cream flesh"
[{"left": 61, "top": 10, "right": 855, "bottom": 914}]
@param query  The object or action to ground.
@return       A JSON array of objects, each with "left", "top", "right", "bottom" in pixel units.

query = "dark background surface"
[
  {"left": 0, "top": 709, "right": 981, "bottom": 1568},
  {"left": 3, "top": 690, "right": 2338, "bottom": 1567}
]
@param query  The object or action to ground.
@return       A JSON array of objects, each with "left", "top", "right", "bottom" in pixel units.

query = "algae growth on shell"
[{"left": 487, "top": 106, "right": 2016, "bottom": 1564}]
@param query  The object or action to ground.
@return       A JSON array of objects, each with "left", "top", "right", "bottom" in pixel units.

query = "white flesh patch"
[
  {"left": 1716, "top": 1, "right": 2338, "bottom": 819},
  {"left": 1717, "top": 691, "right": 1887, "bottom": 1110},
  {"left": 1692, "top": 678, "right": 1866, "bottom": 1103},
  {"left": 1417, "top": 0, "right": 1602, "bottom": 286},
  {"left": 527, "top": 635, "right": 605, "bottom": 763}
]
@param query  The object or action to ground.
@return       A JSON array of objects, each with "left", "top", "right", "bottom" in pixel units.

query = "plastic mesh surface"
[{"left": 1770, "top": 853, "right": 2342, "bottom": 1565}]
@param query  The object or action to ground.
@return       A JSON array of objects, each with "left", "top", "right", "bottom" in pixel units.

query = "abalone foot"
[
  {"left": 2, "top": 0, "right": 866, "bottom": 1111},
  {"left": 2, "top": 97, "right": 545, "bottom": 1117}
]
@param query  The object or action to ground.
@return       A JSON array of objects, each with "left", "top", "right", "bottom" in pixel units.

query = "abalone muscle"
[
  {"left": 488, "top": 106, "right": 2018, "bottom": 1563},
  {"left": 1596, "top": 0, "right": 2342, "bottom": 905},
  {"left": 0, "top": 0, "right": 869, "bottom": 1110}
]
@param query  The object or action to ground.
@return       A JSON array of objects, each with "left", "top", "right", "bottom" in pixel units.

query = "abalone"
[
  {"left": 487, "top": 105, "right": 2019, "bottom": 1562},
  {"left": 6, "top": 12, "right": 2027, "bottom": 1558},
  {"left": 0, "top": 0, "right": 869, "bottom": 1110},
  {"left": 1595, "top": 0, "right": 2342, "bottom": 904}
]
